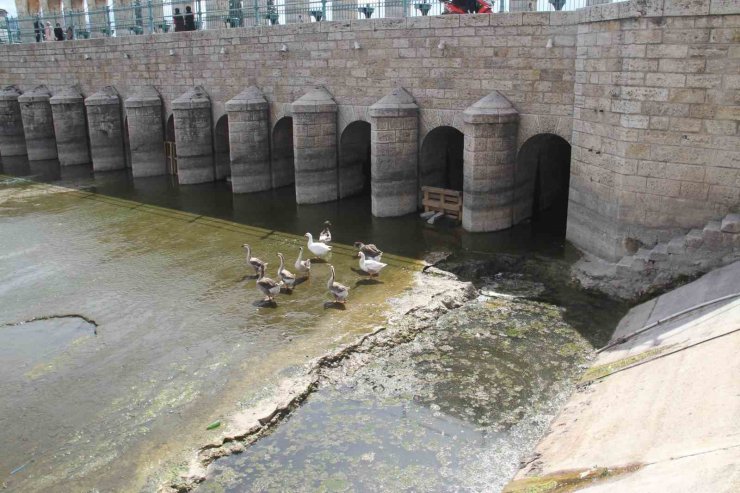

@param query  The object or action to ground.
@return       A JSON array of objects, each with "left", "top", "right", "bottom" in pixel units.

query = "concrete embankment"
[{"left": 505, "top": 261, "right": 740, "bottom": 493}]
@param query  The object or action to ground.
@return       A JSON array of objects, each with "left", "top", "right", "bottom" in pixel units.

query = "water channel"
[{"left": 0, "top": 157, "right": 626, "bottom": 492}]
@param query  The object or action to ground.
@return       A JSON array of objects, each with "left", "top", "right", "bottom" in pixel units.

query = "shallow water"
[
  {"left": 0, "top": 175, "right": 417, "bottom": 492},
  {"left": 1, "top": 159, "right": 626, "bottom": 492},
  {"left": 198, "top": 298, "right": 593, "bottom": 492}
]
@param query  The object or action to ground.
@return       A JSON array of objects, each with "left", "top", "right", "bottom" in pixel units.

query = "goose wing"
[
  {"left": 363, "top": 244, "right": 383, "bottom": 257},
  {"left": 257, "top": 277, "right": 280, "bottom": 290},
  {"left": 331, "top": 281, "right": 349, "bottom": 294}
]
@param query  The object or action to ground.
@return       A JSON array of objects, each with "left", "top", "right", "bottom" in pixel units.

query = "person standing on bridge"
[
  {"left": 173, "top": 8, "right": 185, "bottom": 32},
  {"left": 33, "top": 17, "right": 43, "bottom": 42},
  {"left": 54, "top": 23, "right": 64, "bottom": 41},
  {"left": 184, "top": 6, "right": 196, "bottom": 31}
]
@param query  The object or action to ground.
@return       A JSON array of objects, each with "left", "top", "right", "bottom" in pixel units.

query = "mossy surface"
[
  {"left": 503, "top": 464, "right": 643, "bottom": 493},
  {"left": 580, "top": 345, "right": 675, "bottom": 383}
]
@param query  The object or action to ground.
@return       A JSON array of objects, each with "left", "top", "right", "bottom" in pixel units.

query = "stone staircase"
[{"left": 576, "top": 213, "right": 740, "bottom": 300}]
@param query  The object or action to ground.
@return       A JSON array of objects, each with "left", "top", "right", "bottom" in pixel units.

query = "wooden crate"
[
  {"left": 164, "top": 141, "right": 178, "bottom": 176},
  {"left": 422, "top": 186, "right": 462, "bottom": 222}
]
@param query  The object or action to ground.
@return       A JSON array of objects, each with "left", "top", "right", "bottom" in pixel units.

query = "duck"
[
  {"left": 294, "top": 247, "right": 311, "bottom": 276},
  {"left": 242, "top": 243, "right": 266, "bottom": 276},
  {"left": 353, "top": 241, "right": 383, "bottom": 260},
  {"left": 256, "top": 263, "right": 280, "bottom": 302},
  {"left": 305, "top": 232, "right": 332, "bottom": 258},
  {"left": 327, "top": 264, "right": 349, "bottom": 303},
  {"left": 276, "top": 253, "right": 296, "bottom": 291},
  {"left": 319, "top": 221, "right": 332, "bottom": 243},
  {"left": 358, "top": 251, "right": 388, "bottom": 277}
]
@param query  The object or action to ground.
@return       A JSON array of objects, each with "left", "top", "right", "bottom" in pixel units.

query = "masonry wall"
[{"left": 0, "top": 2, "right": 738, "bottom": 263}]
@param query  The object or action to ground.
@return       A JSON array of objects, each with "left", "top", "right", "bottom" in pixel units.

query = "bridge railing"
[{"left": 0, "top": 0, "right": 602, "bottom": 44}]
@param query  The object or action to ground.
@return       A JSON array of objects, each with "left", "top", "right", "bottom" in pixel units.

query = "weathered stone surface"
[
  {"left": 0, "top": 85, "right": 27, "bottom": 157},
  {"left": 50, "top": 86, "right": 90, "bottom": 166},
  {"left": 18, "top": 85, "right": 57, "bottom": 161},
  {"left": 226, "top": 87, "right": 271, "bottom": 194},
  {"left": 85, "top": 86, "right": 126, "bottom": 172},
  {"left": 292, "top": 87, "right": 338, "bottom": 204},
  {"left": 721, "top": 214, "right": 740, "bottom": 234},
  {"left": 369, "top": 87, "right": 418, "bottom": 217},
  {"left": 462, "top": 91, "right": 518, "bottom": 232},
  {"left": 172, "top": 86, "right": 214, "bottom": 185},
  {"left": 124, "top": 86, "right": 166, "bottom": 178}
]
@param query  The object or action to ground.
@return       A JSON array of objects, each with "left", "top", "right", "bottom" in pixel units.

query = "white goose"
[
  {"left": 277, "top": 253, "right": 296, "bottom": 291},
  {"left": 242, "top": 243, "right": 266, "bottom": 276},
  {"left": 327, "top": 264, "right": 349, "bottom": 303},
  {"left": 256, "top": 263, "right": 280, "bottom": 302},
  {"left": 319, "top": 221, "right": 332, "bottom": 243},
  {"left": 358, "top": 251, "right": 388, "bottom": 277},
  {"left": 294, "top": 247, "right": 311, "bottom": 276},
  {"left": 305, "top": 233, "right": 331, "bottom": 258}
]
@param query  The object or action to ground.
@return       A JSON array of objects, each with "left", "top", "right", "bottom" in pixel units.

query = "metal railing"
[{"left": 0, "top": 0, "right": 601, "bottom": 44}]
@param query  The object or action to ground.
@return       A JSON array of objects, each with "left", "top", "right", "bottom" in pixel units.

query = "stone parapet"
[
  {"left": 0, "top": 85, "right": 27, "bottom": 158},
  {"left": 369, "top": 87, "right": 419, "bottom": 217},
  {"left": 292, "top": 87, "right": 338, "bottom": 204},
  {"left": 18, "top": 85, "right": 57, "bottom": 161},
  {"left": 50, "top": 86, "right": 90, "bottom": 166},
  {"left": 124, "top": 85, "right": 166, "bottom": 177},
  {"left": 226, "top": 87, "right": 271, "bottom": 193},
  {"left": 85, "top": 86, "right": 126, "bottom": 172},
  {"left": 172, "top": 86, "right": 214, "bottom": 185}
]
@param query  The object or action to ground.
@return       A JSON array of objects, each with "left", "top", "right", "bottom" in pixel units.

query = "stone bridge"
[{"left": 0, "top": 0, "right": 738, "bottom": 266}]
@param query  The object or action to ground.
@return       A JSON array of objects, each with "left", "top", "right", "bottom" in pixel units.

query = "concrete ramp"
[{"left": 505, "top": 261, "right": 740, "bottom": 493}]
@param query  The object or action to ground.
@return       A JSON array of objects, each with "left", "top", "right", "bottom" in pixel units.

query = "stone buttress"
[
  {"left": 18, "top": 85, "right": 57, "bottom": 161},
  {"left": 225, "top": 87, "right": 271, "bottom": 193},
  {"left": 50, "top": 86, "right": 90, "bottom": 166},
  {"left": 462, "top": 91, "right": 519, "bottom": 232},
  {"left": 124, "top": 86, "right": 166, "bottom": 178},
  {"left": 172, "top": 86, "right": 214, "bottom": 185},
  {"left": 85, "top": 86, "right": 126, "bottom": 172},
  {"left": 0, "top": 85, "right": 27, "bottom": 158}
]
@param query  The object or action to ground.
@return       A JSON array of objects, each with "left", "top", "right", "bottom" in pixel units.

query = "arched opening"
[
  {"left": 214, "top": 115, "right": 230, "bottom": 180},
  {"left": 271, "top": 116, "right": 294, "bottom": 189},
  {"left": 513, "top": 133, "right": 571, "bottom": 228},
  {"left": 165, "top": 114, "right": 177, "bottom": 175},
  {"left": 339, "top": 121, "right": 371, "bottom": 199},
  {"left": 420, "top": 126, "right": 464, "bottom": 192}
]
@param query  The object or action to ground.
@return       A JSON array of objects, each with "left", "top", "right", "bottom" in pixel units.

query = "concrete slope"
[{"left": 505, "top": 262, "right": 740, "bottom": 493}]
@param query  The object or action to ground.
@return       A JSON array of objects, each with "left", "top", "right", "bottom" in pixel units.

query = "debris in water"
[{"left": 206, "top": 421, "right": 221, "bottom": 430}]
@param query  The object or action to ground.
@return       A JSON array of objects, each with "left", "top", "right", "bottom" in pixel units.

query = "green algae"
[
  {"left": 503, "top": 464, "right": 643, "bottom": 493},
  {"left": 580, "top": 345, "right": 675, "bottom": 383}
]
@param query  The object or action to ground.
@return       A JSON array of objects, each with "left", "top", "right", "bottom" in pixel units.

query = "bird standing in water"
[
  {"left": 326, "top": 264, "right": 349, "bottom": 304},
  {"left": 256, "top": 263, "right": 280, "bottom": 302},
  {"left": 277, "top": 253, "right": 296, "bottom": 291},
  {"left": 319, "top": 221, "right": 332, "bottom": 243},
  {"left": 294, "top": 247, "right": 311, "bottom": 277},
  {"left": 353, "top": 241, "right": 383, "bottom": 260},
  {"left": 243, "top": 244, "right": 266, "bottom": 276},
  {"left": 305, "top": 233, "right": 331, "bottom": 259},
  {"left": 358, "top": 251, "right": 388, "bottom": 277}
]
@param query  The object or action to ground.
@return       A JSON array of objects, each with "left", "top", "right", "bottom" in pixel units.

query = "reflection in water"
[{"left": 1, "top": 156, "right": 570, "bottom": 261}]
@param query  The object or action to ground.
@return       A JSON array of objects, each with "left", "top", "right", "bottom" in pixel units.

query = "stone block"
[
  {"left": 85, "top": 86, "right": 126, "bottom": 172},
  {"left": 720, "top": 214, "right": 740, "bottom": 233},
  {"left": 18, "top": 85, "right": 57, "bottom": 162},
  {"left": 648, "top": 243, "right": 669, "bottom": 262},
  {"left": 50, "top": 86, "right": 90, "bottom": 167},
  {"left": 172, "top": 86, "right": 214, "bottom": 185},
  {"left": 667, "top": 236, "right": 686, "bottom": 255},
  {"left": 702, "top": 221, "right": 724, "bottom": 250},
  {"left": 124, "top": 86, "right": 166, "bottom": 178},
  {"left": 226, "top": 86, "right": 271, "bottom": 193},
  {"left": 685, "top": 229, "right": 704, "bottom": 250},
  {"left": 0, "top": 85, "right": 27, "bottom": 157}
]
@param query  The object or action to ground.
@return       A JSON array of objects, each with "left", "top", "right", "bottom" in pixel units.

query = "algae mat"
[{"left": 0, "top": 177, "right": 419, "bottom": 492}]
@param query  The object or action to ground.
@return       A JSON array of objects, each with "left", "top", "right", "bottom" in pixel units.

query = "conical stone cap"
[
  {"left": 292, "top": 86, "right": 336, "bottom": 113},
  {"left": 50, "top": 85, "right": 84, "bottom": 105},
  {"left": 0, "top": 85, "right": 23, "bottom": 101},
  {"left": 369, "top": 87, "right": 418, "bottom": 118},
  {"left": 125, "top": 85, "right": 162, "bottom": 108},
  {"left": 463, "top": 91, "right": 518, "bottom": 124},
  {"left": 172, "top": 86, "right": 210, "bottom": 110},
  {"left": 18, "top": 84, "right": 52, "bottom": 103},
  {"left": 226, "top": 86, "right": 268, "bottom": 112},
  {"left": 85, "top": 86, "right": 121, "bottom": 106}
]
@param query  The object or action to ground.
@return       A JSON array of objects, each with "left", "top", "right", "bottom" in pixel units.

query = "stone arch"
[
  {"left": 339, "top": 120, "right": 371, "bottom": 199},
  {"left": 420, "top": 126, "right": 464, "bottom": 192},
  {"left": 271, "top": 116, "right": 294, "bottom": 189},
  {"left": 418, "top": 109, "right": 465, "bottom": 147},
  {"left": 513, "top": 133, "right": 572, "bottom": 226},
  {"left": 516, "top": 115, "right": 571, "bottom": 154},
  {"left": 214, "top": 114, "right": 230, "bottom": 180}
]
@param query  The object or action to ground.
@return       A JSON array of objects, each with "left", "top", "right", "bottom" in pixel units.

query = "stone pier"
[
  {"left": 292, "top": 87, "right": 338, "bottom": 204},
  {"left": 50, "top": 86, "right": 90, "bottom": 166},
  {"left": 124, "top": 85, "right": 166, "bottom": 178},
  {"left": 18, "top": 85, "right": 57, "bottom": 162},
  {"left": 225, "top": 87, "right": 271, "bottom": 193},
  {"left": 369, "top": 88, "right": 419, "bottom": 217},
  {"left": 0, "top": 85, "right": 27, "bottom": 158},
  {"left": 462, "top": 91, "right": 518, "bottom": 232},
  {"left": 85, "top": 86, "right": 126, "bottom": 172},
  {"left": 172, "top": 86, "right": 214, "bottom": 185}
]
